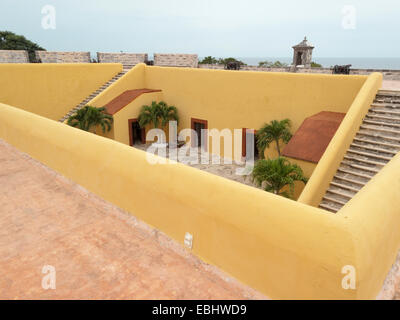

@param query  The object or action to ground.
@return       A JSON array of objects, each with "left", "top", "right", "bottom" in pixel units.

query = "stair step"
[
  {"left": 361, "top": 124, "right": 400, "bottom": 135},
  {"left": 322, "top": 195, "right": 347, "bottom": 206},
  {"left": 363, "top": 119, "right": 400, "bottom": 129},
  {"left": 358, "top": 130, "right": 400, "bottom": 143},
  {"left": 353, "top": 136, "right": 400, "bottom": 150},
  {"left": 366, "top": 113, "right": 400, "bottom": 122},
  {"left": 326, "top": 188, "right": 355, "bottom": 199},
  {"left": 377, "top": 90, "right": 400, "bottom": 96},
  {"left": 344, "top": 155, "right": 387, "bottom": 167},
  {"left": 319, "top": 203, "right": 339, "bottom": 213},
  {"left": 369, "top": 108, "right": 400, "bottom": 116},
  {"left": 333, "top": 174, "right": 367, "bottom": 187},
  {"left": 347, "top": 148, "right": 393, "bottom": 161},
  {"left": 341, "top": 160, "right": 381, "bottom": 173},
  {"left": 372, "top": 100, "right": 400, "bottom": 106},
  {"left": 350, "top": 142, "right": 398, "bottom": 155},
  {"left": 337, "top": 166, "right": 374, "bottom": 179},
  {"left": 330, "top": 181, "right": 361, "bottom": 193}
]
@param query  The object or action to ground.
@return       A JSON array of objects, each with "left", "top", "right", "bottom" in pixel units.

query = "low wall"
[
  {"left": 298, "top": 73, "right": 383, "bottom": 206},
  {"left": 0, "top": 50, "right": 29, "bottom": 63},
  {"left": 154, "top": 53, "right": 198, "bottom": 68},
  {"left": 199, "top": 64, "right": 400, "bottom": 80},
  {"left": 0, "top": 102, "right": 357, "bottom": 299},
  {"left": 35, "top": 51, "right": 91, "bottom": 63},
  {"left": 2, "top": 98, "right": 399, "bottom": 299},
  {"left": 97, "top": 52, "right": 148, "bottom": 67}
]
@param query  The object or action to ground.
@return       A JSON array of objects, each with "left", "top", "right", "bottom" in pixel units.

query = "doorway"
[
  {"left": 296, "top": 51, "right": 303, "bottom": 66},
  {"left": 191, "top": 118, "right": 208, "bottom": 150},
  {"left": 128, "top": 119, "right": 145, "bottom": 146},
  {"left": 242, "top": 128, "right": 259, "bottom": 160}
]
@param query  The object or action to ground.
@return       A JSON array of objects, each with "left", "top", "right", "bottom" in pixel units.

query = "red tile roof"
[
  {"left": 104, "top": 89, "right": 161, "bottom": 115},
  {"left": 282, "top": 111, "right": 346, "bottom": 163}
]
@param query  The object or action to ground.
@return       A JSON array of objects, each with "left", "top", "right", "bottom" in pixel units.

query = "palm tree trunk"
[{"left": 275, "top": 138, "right": 281, "bottom": 156}]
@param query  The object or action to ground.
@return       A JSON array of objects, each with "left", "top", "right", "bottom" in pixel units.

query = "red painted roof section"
[
  {"left": 282, "top": 111, "right": 346, "bottom": 163},
  {"left": 104, "top": 89, "right": 161, "bottom": 115}
]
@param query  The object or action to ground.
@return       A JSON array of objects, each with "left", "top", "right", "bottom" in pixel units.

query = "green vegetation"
[
  {"left": 67, "top": 106, "right": 113, "bottom": 134},
  {"left": 199, "top": 56, "right": 219, "bottom": 64},
  {"left": 138, "top": 101, "right": 179, "bottom": 129},
  {"left": 311, "top": 61, "right": 322, "bottom": 68},
  {"left": 256, "top": 119, "right": 292, "bottom": 158},
  {"left": 252, "top": 157, "right": 308, "bottom": 198},
  {"left": 0, "top": 31, "right": 45, "bottom": 62},
  {"left": 258, "top": 60, "right": 289, "bottom": 68},
  {"left": 199, "top": 56, "right": 245, "bottom": 66}
]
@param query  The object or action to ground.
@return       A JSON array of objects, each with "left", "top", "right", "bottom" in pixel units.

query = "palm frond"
[{"left": 252, "top": 157, "right": 307, "bottom": 199}]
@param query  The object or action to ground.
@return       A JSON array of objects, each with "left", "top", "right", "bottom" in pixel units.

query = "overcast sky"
[{"left": 0, "top": 0, "right": 399, "bottom": 58}]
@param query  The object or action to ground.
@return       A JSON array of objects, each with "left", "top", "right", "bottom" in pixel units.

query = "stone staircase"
[
  {"left": 58, "top": 70, "right": 128, "bottom": 122},
  {"left": 319, "top": 90, "right": 400, "bottom": 213}
]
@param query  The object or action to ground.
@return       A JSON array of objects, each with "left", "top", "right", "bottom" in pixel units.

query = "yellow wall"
[
  {"left": 298, "top": 73, "right": 383, "bottom": 206},
  {"left": 2, "top": 100, "right": 399, "bottom": 299},
  {"left": 90, "top": 63, "right": 146, "bottom": 108},
  {"left": 0, "top": 63, "right": 122, "bottom": 121},
  {"left": 144, "top": 66, "right": 367, "bottom": 157}
]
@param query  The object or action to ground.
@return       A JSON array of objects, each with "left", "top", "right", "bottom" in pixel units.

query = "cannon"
[
  {"left": 332, "top": 64, "right": 352, "bottom": 75},
  {"left": 225, "top": 61, "right": 241, "bottom": 70}
]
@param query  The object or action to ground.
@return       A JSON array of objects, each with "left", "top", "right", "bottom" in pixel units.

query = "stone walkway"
[
  {"left": 382, "top": 80, "right": 400, "bottom": 91},
  {"left": 0, "top": 139, "right": 265, "bottom": 300}
]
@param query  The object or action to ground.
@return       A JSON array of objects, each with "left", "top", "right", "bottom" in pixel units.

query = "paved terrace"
[{"left": 0, "top": 139, "right": 265, "bottom": 300}]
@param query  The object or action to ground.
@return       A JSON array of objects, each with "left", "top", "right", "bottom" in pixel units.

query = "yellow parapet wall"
[
  {"left": 298, "top": 72, "right": 383, "bottom": 206},
  {"left": 0, "top": 63, "right": 122, "bottom": 121},
  {"left": 1, "top": 100, "right": 399, "bottom": 299},
  {"left": 338, "top": 151, "right": 400, "bottom": 299}
]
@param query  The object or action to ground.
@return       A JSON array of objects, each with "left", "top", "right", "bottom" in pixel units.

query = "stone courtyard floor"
[
  {"left": 132, "top": 143, "right": 259, "bottom": 189},
  {"left": 0, "top": 139, "right": 265, "bottom": 300}
]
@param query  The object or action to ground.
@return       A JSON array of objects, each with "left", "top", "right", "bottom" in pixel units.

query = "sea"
[{"left": 235, "top": 57, "right": 400, "bottom": 70}]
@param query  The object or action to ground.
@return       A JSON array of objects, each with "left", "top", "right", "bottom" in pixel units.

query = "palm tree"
[
  {"left": 256, "top": 119, "right": 292, "bottom": 158},
  {"left": 138, "top": 101, "right": 179, "bottom": 129},
  {"left": 67, "top": 106, "right": 113, "bottom": 134},
  {"left": 158, "top": 101, "right": 179, "bottom": 128},
  {"left": 138, "top": 101, "right": 161, "bottom": 129},
  {"left": 252, "top": 157, "right": 308, "bottom": 198}
]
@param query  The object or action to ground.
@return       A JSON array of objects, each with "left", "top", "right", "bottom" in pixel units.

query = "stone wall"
[
  {"left": 97, "top": 52, "right": 148, "bottom": 67},
  {"left": 35, "top": 51, "right": 91, "bottom": 63},
  {"left": 0, "top": 50, "right": 29, "bottom": 63},
  {"left": 198, "top": 64, "right": 400, "bottom": 80},
  {"left": 154, "top": 53, "right": 198, "bottom": 68}
]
